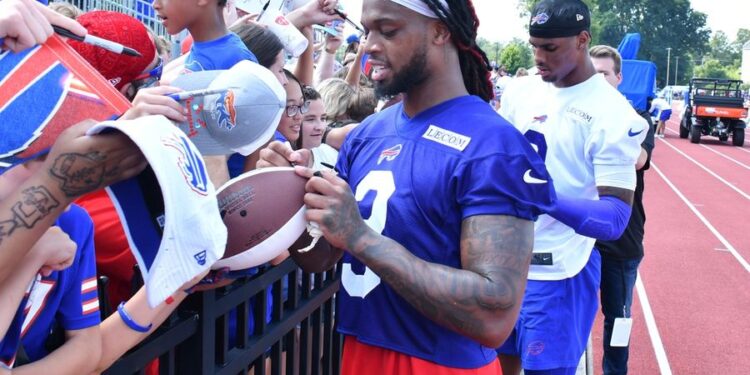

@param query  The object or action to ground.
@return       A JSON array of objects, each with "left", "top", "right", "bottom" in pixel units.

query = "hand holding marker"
[{"left": 0, "top": 25, "right": 142, "bottom": 57}]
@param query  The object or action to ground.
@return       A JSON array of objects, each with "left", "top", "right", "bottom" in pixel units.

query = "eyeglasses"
[
  {"left": 131, "top": 56, "right": 163, "bottom": 90},
  {"left": 285, "top": 101, "right": 310, "bottom": 117}
]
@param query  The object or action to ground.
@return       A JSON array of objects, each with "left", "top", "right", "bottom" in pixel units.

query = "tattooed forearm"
[
  {"left": 598, "top": 185, "right": 634, "bottom": 205},
  {"left": 0, "top": 186, "right": 60, "bottom": 245},
  {"left": 353, "top": 215, "right": 534, "bottom": 346},
  {"left": 48, "top": 152, "right": 109, "bottom": 197}
]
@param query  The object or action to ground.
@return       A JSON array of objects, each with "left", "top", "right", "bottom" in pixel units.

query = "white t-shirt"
[
  {"left": 650, "top": 97, "right": 671, "bottom": 115},
  {"left": 311, "top": 143, "right": 339, "bottom": 171},
  {"left": 501, "top": 74, "right": 647, "bottom": 280}
]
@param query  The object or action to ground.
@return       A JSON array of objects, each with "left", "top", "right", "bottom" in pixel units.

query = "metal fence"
[
  {"left": 102, "top": 258, "right": 343, "bottom": 375},
  {"left": 60, "top": 0, "right": 169, "bottom": 37}
]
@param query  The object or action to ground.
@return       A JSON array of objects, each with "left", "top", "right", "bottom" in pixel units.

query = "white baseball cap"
[{"left": 87, "top": 116, "right": 227, "bottom": 307}]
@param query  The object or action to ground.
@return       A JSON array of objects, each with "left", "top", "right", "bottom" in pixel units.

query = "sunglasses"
[{"left": 131, "top": 56, "right": 164, "bottom": 90}]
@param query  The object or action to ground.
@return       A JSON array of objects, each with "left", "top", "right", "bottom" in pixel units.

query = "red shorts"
[{"left": 341, "top": 336, "right": 502, "bottom": 375}]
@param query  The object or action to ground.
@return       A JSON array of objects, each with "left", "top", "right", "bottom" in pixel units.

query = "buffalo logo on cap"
[
  {"left": 214, "top": 90, "right": 238, "bottom": 131},
  {"left": 531, "top": 12, "right": 550, "bottom": 25},
  {"left": 162, "top": 134, "right": 209, "bottom": 196}
]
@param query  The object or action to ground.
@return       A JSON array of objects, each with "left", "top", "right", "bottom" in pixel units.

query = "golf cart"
[{"left": 680, "top": 78, "right": 748, "bottom": 146}]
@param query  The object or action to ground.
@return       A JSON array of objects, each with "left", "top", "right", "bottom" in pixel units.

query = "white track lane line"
[
  {"left": 699, "top": 144, "right": 750, "bottom": 170},
  {"left": 656, "top": 138, "right": 750, "bottom": 200},
  {"left": 652, "top": 163, "right": 750, "bottom": 273},
  {"left": 665, "top": 126, "right": 750, "bottom": 169},
  {"left": 635, "top": 273, "right": 672, "bottom": 375}
]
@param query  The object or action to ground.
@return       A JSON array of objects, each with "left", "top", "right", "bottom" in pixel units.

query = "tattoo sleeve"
[
  {"left": 0, "top": 186, "right": 60, "bottom": 245},
  {"left": 598, "top": 186, "right": 635, "bottom": 205},
  {"left": 48, "top": 152, "right": 112, "bottom": 197},
  {"left": 352, "top": 215, "right": 534, "bottom": 346}
]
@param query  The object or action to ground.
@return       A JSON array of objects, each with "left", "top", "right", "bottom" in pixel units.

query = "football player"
[
  {"left": 496, "top": 1, "right": 648, "bottom": 374},
  {"left": 259, "top": 0, "right": 555, "bottom": 373}
]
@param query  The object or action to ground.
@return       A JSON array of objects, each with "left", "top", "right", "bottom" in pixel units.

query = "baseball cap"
[
  {"left": 346, "top": 34, "right": 360, "bottom": 44},
  {"left": 67, "top": 11, "right": 156, "bottom": 90},
  {"left": 87, "top": 115, "right": 227, "bottom": 307},
  {"left": 171, "top": 60, "right": 285, "bottom": 156},
  {"left": 529, "top": 0, "right": 590, "bottom": 39}
]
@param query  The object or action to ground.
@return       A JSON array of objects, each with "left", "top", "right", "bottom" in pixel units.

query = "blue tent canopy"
[
  {"left": 615, "top": 33, "right": 656, "bottom": 111},
  {"left": 617, "top": 33, "right": 641, "bottom": 60}
]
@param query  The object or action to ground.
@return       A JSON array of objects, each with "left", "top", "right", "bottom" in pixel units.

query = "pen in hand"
[{"left": 52, "top": 25, "right": 142, "bottom": 57}]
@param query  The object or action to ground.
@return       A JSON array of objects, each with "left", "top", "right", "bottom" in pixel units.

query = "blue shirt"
[
  {"left": 335, "top": 95, "right": 555, "bottom": 368},
  {"left": 184, "top": 33, "right": 257, "bottom": 73},
  {"left": 0, "top": 205, "right": 100, "bottom": 367}
]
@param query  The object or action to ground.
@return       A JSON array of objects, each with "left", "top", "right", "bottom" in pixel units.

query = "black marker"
[
  {"left": 52, "top": 25, "right": 142, "bottom": 57},
  {"left": 333, "top": 9, "right": 365, "bottom": 34}
]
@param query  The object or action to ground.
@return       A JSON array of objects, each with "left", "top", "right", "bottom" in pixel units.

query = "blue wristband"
[{"left": 117, "top": 302, "right": 153, "bottom": 333}]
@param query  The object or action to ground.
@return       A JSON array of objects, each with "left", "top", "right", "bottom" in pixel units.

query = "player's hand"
[
  {"left": 43, "top": 120, "right": 148, "bottom": 198},
  {"left": 295, "top": 166, "right": 369, "bottom": 250},
  {"left": 257, "top": 141, "right": 312, "bottom": 169},
  {"left": 121, "top": 86, "right": 188, "bottom": 123},
  {"left": 28, "top": 226, "right": 77, "bottom": 276},
  {"left": 0, "top": 0, "right": 87, "bottom": 52}
]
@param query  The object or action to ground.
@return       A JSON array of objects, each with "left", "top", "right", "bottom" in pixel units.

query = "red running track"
[{"left": 589, "top": 104, "right": 750, "bottom": 375}]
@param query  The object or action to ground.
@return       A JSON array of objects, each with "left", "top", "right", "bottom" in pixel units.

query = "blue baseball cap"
[{"left": 346, "top": 34, "right": 360, "bottom": 44}]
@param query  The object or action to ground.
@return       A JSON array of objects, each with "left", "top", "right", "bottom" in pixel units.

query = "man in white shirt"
[
  {"left": 496, "top": 1, "right": 648, "bottom": 374},
  {"left": 649, "top": 96, "right": 672, "bottom": 138}
]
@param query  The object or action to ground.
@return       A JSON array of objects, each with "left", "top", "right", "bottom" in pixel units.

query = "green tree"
[
  {"left": 704, "top": 31, "right": 739, "bottom": 66},
  {"left": 499, "top": 39, "right": 533, "bottom": 75},
  {"left": 734, "top": 28, "right": 750, "bottom": 50},
  {"left": 477, "top": 37, "right": 503, "bottom": 66},
  {"left": 693, "top": 58, "right": 740, "bottom": 80}
]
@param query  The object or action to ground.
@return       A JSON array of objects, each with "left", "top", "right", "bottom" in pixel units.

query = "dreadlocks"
[{"left": 422, "top": 0, "right": 493, "bottom": 102}]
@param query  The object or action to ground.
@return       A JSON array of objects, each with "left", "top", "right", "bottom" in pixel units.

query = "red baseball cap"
[{"left": 68, "top": 11, "right": 156, "bottom": 90}]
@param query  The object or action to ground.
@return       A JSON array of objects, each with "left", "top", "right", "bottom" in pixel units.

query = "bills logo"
[
  {"left": 214, "top": 90, "right": 237, "bottom": 130},
  {"left": 531, "top": 12, "right": 549, "bottom": 25},
  {"left": 162, "top": 135, "right": 209, "bottom": 195},
  {"left": 0, "top": 46, "right": 68, "bottom": 159},
  {"left": 0, "top": 36, "right": 130, "bottom": 167},
  {"left": 533, "top": 115, "right": 548, "bottom": 123},
  {"left": 378, "top": 144, "right": 402, "bottom": 165}
]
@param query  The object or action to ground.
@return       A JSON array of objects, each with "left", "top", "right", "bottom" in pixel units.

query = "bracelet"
[
  {"left": 325, "top": 48, "right": 337, "bottom": 54},
  {"left": 117, "top": 302, "right": 153, "bottom": 333}
]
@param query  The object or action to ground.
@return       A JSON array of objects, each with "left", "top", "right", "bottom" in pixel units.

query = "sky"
[{"left": 339, "top": 0, "right": 749, "bottom": 43}]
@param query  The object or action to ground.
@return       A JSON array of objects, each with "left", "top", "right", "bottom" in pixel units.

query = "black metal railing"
[{"left": 103, "top": 258, "right": 342, "bottom": 375}]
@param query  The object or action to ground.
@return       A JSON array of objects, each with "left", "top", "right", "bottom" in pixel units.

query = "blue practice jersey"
[
  {"left": 335, "top": 95, "right": 555, "bottom": 369},
  {"left": 0, "top": 205, "right": 100, "bottom": 368},
  {"left": 184, "top": 33, "right": 257, "bottom": 73}
]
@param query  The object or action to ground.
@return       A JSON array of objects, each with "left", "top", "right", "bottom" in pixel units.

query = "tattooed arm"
[
  {"left": 0, "top": 120, "right": 145, "bottom": 283},
  {"left": 299, "top": 168, "right": 534, "bottom": 347},
  {"left": 351, "top": 215, "right": 533, "bottom": 347}
]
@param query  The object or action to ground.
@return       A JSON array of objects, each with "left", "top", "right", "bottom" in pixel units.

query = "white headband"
[{"left": 390, "top": 0, "right": 450, "bottom": 19}]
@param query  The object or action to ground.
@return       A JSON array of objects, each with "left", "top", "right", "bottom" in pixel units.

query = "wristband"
[
  {"left": 117, "top": 302, "right": 153, "bottom": 333},
  {"left": 325, "top": 47, "right": 337, "bottom": 54}
]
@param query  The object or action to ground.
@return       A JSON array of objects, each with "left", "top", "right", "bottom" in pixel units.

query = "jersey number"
[
  {"left": 524, "top": 129, "right": 548, "bottom": 161},
  {"left": 341, "top": 171, "right": 395, "bottom": 298}
]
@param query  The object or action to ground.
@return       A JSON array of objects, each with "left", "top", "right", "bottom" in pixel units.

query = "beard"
[{"left": 374, "top": 44, "right": 430, "bottom": 98}]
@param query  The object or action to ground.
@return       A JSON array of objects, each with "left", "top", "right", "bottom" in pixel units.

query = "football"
[{"left": 212, "top": 167, "right": 308, "bottom": 270}]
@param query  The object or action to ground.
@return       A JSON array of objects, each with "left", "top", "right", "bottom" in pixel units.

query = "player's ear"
[
  {"left": 576, "top": 30, "right": 591, "bottom": 50},
  {"left": 431, "top": 21, "right": 451, "bottom": 46}
]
